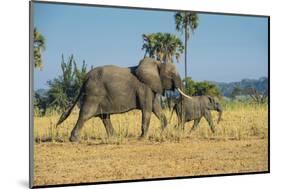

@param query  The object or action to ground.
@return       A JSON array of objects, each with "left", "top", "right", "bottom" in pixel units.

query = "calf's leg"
[
  {"left": 189, "top": 118, "right": 201, "bottom": 133},
  {"left": 204, "top": 110, "right": 215, "bottom": 133}
]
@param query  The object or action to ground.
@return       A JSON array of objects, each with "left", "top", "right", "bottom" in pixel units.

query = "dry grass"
[
  {"left": 33, "top": 102, "right": 268, "bottom": 186},
  {"left": 34, "top": 103, "right": 268, "bottom": 143}
]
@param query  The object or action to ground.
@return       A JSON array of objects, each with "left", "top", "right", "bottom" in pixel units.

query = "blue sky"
[{"left": 33, "top": 2, "right": 268, "bottom": 89}]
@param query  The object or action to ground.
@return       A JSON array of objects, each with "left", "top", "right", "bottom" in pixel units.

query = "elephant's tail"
[{"left": 56, "top": 82, "right": 85, "bottom": 127}]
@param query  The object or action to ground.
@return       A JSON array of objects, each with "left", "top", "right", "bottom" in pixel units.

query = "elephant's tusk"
[{"left": 177, "top": 88, "right": 192, "bottom": 99}]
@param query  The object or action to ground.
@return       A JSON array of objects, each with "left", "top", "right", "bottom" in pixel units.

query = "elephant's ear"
[{"left": 135, "top": 57, "right": 163, "bottom": 93}]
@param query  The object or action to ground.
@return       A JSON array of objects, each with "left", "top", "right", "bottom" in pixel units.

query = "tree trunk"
[{"left": 184, "top": 29, "right": 188, "bottom": 84}]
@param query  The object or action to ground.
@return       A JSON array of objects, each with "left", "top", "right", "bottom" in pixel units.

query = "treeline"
[
  {"left": 210, "top": 77, "right": 268, "bottom": 103},
  {"left": 212, "top": 77, "right": 268, "bottom": 97}
]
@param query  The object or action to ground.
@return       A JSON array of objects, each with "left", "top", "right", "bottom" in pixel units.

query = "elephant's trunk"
[
  {"left": 217, "top": 110, "right": 223, "bottom": 124},
  {"left": 177, "top": 88, "right": 192, "bottom": 99}
]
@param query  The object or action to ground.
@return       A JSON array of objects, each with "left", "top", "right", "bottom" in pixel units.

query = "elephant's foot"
[
  {"left": 161, "top": 125, "right": 167, "bottom": 131},
  {"left": 138, "top": 136, "right": 146, "bottom": 141},
  {"left": 109, "top": 130, "right": 117, "bottom": 137},
  {"left": 107, "top": 134, "right": 117, "bottom": 140},
  {"left": 69, "top": 135, "right": 79, "bottom": 142},
  {"left": 188, "top": 129, "right": 193, "bottom": 135},
  {"left": 210, "top": 127, "right": 216, "bottom": 133},
  {"left": 138, "top": 133, "right": 148, "bottom": 140},
  {"left": 105, "top": 129, "right": 116, "bottom": 138}
]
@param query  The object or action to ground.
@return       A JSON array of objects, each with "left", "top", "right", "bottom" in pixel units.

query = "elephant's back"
[
  {"left": 84, "top": 65, "right": 145, "bottom": 114},
  {"left": 88, "top": 65, "right": 132, "bottom": 79},
  {"left": 85, "top": 65, "right": 143, "bottom": 98},
  {"left": 86, "top": 65, "right": 139, "bottom": 84}
]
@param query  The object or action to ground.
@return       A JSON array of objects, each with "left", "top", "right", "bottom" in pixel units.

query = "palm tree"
[
  {"left": 142, "top": 32, "right": 184, "bottom": 63},
  {"left": 34, "top": 27, "right": 45, "bottom": 69},
  {"left": 174, "top": 11, "right": 199, "bottom": 79}
]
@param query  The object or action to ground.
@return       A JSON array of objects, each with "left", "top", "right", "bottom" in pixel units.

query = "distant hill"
[{"left": 210, "top": 77, "right": 268, "bottom": 97}]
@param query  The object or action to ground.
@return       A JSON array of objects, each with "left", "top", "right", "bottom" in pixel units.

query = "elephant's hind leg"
[
  {"left": 70, "top": 96, "right": 100, "bottom": 142},
  {"left": 189, "top": 118, "right": 201, "bottom": 134},
  {"left": 100, "top": 114, "right": 116, "bottom": 137}
]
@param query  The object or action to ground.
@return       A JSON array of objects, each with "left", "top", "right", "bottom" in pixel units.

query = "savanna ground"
[{"left": 33, "top": 102, "right": 268, "bottom": 186}]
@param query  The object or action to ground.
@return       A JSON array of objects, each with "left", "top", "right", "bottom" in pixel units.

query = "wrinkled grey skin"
[
  {"left": 170, "top": 95, "right": 223, "bottom": 133},
  {"left": 57, "top": 57, "right": 184, "bottom": 142}
]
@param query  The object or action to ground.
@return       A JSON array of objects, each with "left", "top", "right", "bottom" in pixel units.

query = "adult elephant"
[
  {"left": 170, "top": 95, "right": 223, "bottom": 133},
  {"left": 57, "top": 57, "right": 191, "bottom": 142}
]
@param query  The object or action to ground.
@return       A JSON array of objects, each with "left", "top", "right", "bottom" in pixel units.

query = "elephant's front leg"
[
  {"left": 152, "top": 98, "right": 167, "bottom": 130},
  {"left": 204, "top": 111, "right": 215, "bottom": 133},
  {"left": 140, "top": 110, "right": 152, "bottom": 138},
  {"left": 139, "top": 89, "right": 153, "bottom": 138}
]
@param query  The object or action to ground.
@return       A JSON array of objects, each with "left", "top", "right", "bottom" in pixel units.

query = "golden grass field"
[{"left": 33, "top": 102, "right": 268, "bottom": 186}]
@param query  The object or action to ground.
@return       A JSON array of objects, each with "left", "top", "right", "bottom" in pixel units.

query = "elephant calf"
[{"left": 170, "top": 95, "right": 223, "bottom": 133}]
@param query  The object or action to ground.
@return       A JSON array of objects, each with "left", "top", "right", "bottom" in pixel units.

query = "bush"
[
  {"left": 183, "top": 77, "right": 221, "bottom": 97},
  {"left": 34, "top": 54, "right": 88, "bottom": 115}
]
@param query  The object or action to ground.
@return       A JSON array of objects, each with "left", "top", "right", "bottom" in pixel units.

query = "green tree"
[
  {"left": 47, "top": 54, "right": 88, "bottom": 111},
  {"left": 183, "top": 77, "right": 196, "bottom": 95},
  {"left": 183, "top": 78, "right": 221, "bottom": 98},
  {"left": 194, "top": 81, "right": 221, "bottom": 97},
  {"left": 142, "top": 32, "right": 184, "bottom": 63},
  {"left": 34, "top": 28, "right": 46, "bottom": 69},
  {"left": 230, "top": 86, "right": 243, "bottom": 99},
  {"left": 175, "top": 12, "right": 199, "bottom": 79}
]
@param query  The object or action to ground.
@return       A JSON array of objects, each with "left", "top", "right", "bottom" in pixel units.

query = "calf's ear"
[{"left": 207, "top": 95, "right": 215, "bottom": 104}]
